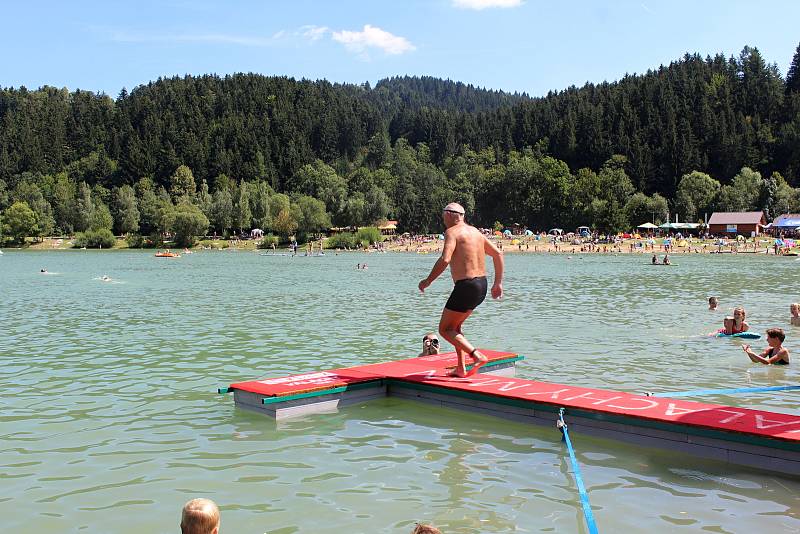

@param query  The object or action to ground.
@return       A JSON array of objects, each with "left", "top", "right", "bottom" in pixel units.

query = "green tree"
[
  {"left": 675, "top": 171, "right": 721, "bottom": 222},
  {"left": 171, "top": 200, "right": 209, "bottom": 247},
  {"left": 195, "top": 179, "right": 212, "bottom": 221},
  {"left": 137, "top": 186, "right": 161, "bottom": 236},
  {"left": 364, "top": 186, "right": 392, "bottom": 225},
  {"left": 13, "top": 180, "right": 54, "bottom": 239},
  {"left": 90, "top": 200, "right": 114, "bottom": 231},
  {"left": 235, "top": 181, "right": 252, "bottom": 232},
  {"left": 622, "top": 192, "right": 668, "bottom": 226},
  {"left": 272, "top": 208, "right": 298, "bottom": 239},
  {"left": 2, "top": 201, "right": 38, "bottom": 244},
  {"left": 75, "top": 182, "right": 94, "bottom": 232},
  {"left": 249, "top": 181, "right": 273, "bottom": 230},
  {"left": 169, "top": 165, "right": 196, "bottom": 200},
  {"left": 717, "top": 167, "right": 762, "bottom": 211},
  {"left": 115, "top": 185, "right": 140, "bottom": 234},
  {"left": 210, "top": 188, "right": 233, "bottom": 235},
  {"left": 0, "top": 179, "right": 9, "bottom": 212},
  {"left": 343, "top": 192, "right": 367, "bottom": 226},
  {"left": 51, "top": 172, "right": 76, "bottom": 234},
  {"left": 787, "top": 42, "right": 800, "bottom": 94},
  {"left": 292, "top": 195, "right": 331, "bottom": 241},
  {"left": 288, "top": 160, "right": 347, "bottom": 223}
]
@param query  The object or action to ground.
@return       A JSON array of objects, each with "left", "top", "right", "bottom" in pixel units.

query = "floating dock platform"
[{"left": 221, "top": 350, "right": 800, "bottom": 475}]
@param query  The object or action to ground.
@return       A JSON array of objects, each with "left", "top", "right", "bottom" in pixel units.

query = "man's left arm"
[{"left": 483, "top": 235, "right": 504, "bottom": 299}]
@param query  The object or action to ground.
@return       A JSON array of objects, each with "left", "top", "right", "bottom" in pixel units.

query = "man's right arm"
[{"left": 419, "top": 230, "right": 455, "bottom": 292}]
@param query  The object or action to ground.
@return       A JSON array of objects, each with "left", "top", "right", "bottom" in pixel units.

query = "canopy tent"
[
  {"left": 773, "top": 215, "right": 800, "bottom": 228},
  {"left": 659, "top": 222, "right": 701, "bottom": 231},
  {"left": 637, "top": 222, "right": 659, "bottom": 229}
]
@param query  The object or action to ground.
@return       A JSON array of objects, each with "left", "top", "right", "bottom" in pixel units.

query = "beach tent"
[
  {"left": 548, "top": 228, "right": 564, "bottom": 235},
  {"left": 637, "top": 222, "right": 659, "bottom": 229},
  {"left": 524, "top": 229, "right": 533, "bottom": 236},
  {"left": 773, "top": 215, "right": 800, "bottom": 229},
  {"left": 503, "top": 229, "right": 512, "bottom": 236}
]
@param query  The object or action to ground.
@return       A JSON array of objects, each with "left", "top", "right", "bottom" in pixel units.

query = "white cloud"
[
  {"left": 331, "top": 25, "right": 415, "bottom": 56},
  {"left": 452, "top": 0, "right": 523, "bottom": 10},
  {"left": 301, "top": 25, "right": 329, "bottom": 41}
]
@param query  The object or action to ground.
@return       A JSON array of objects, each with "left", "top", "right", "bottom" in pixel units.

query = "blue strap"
[
  {"left": 650, "top": 385, "right": 800, "bottom": 398},
  {"left": 558, "top": 408, "right": 599, "bottom": 534}
]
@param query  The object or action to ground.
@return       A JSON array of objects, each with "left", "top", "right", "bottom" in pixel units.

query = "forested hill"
[
  {"left": 1, "top": 44, "right": 799, "bottom": 239},
  {"left": 371, "top": 76, "right": 529, "bottom": 113}
]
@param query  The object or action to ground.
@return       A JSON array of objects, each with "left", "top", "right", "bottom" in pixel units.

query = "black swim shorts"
[{"left": 445, "top": 276, "right": 488, "bottom": 312}]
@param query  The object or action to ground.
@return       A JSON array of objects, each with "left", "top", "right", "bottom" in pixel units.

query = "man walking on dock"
[{"left": 419, "top": 202, "right": 504, "bottom": 377}]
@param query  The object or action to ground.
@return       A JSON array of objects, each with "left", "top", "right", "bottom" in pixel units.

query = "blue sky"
[{"left": 2, "top": 0, "right": 798, "bottom": 97}]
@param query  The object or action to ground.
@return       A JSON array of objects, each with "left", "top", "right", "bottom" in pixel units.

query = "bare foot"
[
  {"left": 447, "top": 368, "right": 469, "bottom": 378},
  {"left": 465, "top": 349, "right": 489, "bottom": 377}
]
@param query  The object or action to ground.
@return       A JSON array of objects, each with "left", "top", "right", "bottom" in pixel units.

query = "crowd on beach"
[{"left": 380, "top": 229, "right": 799, "bottom": 256}]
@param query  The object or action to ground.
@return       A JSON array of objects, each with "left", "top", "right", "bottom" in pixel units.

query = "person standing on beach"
[{"left": 418, "top": 202, "right": 504, "bottom": 377}]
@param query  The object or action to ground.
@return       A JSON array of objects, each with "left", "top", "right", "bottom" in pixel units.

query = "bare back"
[{"left": 443, "top": 223, "right": 489, "bottom": 281}]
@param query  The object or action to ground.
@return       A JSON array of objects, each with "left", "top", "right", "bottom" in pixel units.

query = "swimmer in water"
[
  {"left": 742, "top": 328, "right": 790, "bottom": 365},
  {"left": 721, "top": 306, "right": 749, "bottom": 335},
  {"left": 40, "top": 268, "right": 48, "bottom": 273},
  {"left": 651, "top": 253, "right": 658, "bottom": 265},
  {"left": 791, "top": 303, "right": 800, "bottom": 327},
  {"left": 708, "top": 296, "right": 719, "bottom": 311},
  {"left": 100, "top": 275, "right": 112, "bottom": 282}
]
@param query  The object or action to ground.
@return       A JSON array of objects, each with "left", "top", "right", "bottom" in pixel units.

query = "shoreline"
[{"left": 6, "top": 235, "right": 796, "bottom": 257}]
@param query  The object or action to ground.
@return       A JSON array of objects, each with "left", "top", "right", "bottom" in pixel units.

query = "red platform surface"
[
  {"left": 228, "top": 350, "right": 800, "bottom": 443},
  {"left": 228, "top": 350, "right": 516, "bottom": 396},
  {"left": 397, "top": 373, "right": 800, "bottom": 442}
]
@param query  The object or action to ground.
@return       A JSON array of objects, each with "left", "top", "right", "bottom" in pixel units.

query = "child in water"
[
  {"left": 720, "top": 306, "right": 749, "bottom": 334},
  {"left": 791, "top": 303, "right": 800, "bottom": 327},
  {"left": 708, "top": 296, "right": 719, "bottom": 311},
  {"left": 742, "top": 328, "right": 790, "bottom": 365}
]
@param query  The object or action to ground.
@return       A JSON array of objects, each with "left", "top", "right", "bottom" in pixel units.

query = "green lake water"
[{"left": 2, "top": 249, "right": 800, "bottom": 533}]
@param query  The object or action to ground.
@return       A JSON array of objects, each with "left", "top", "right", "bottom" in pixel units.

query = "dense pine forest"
[{"left": 1, "top": 44, "right": 800, "bottom": 245}]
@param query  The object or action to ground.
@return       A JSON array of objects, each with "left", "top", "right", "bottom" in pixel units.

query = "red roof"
[{"left": 707, "top": 212, "right": 765, "bottom": 225}]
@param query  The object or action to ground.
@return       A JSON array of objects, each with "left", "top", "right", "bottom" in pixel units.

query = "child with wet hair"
[
  {"left": 708, "top": 296, "right": 719, "bottom": 311},
  {"left": 742, "top": 328, "right": 790, "bottom": 365},
  {"left": 721, "top": 306, "right": 749, "bottom": 334},
  {"left": 181, "top": 498, "right": 220, "bottom": 534},
  {"left": 412, "top": 524, "right": 442, "bottom": 534},
  {"left": 791, "top": 303, "right": 800, "bottom": 327}
]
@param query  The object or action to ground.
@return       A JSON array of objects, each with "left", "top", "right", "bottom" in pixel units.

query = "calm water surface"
[{"left": 2, "top": 249, "right": 800, "bottom": 533}]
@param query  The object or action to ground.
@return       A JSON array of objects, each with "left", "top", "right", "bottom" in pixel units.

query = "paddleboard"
[{"left": 715, "top": 332, "right": 762, "bottom": 339}]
